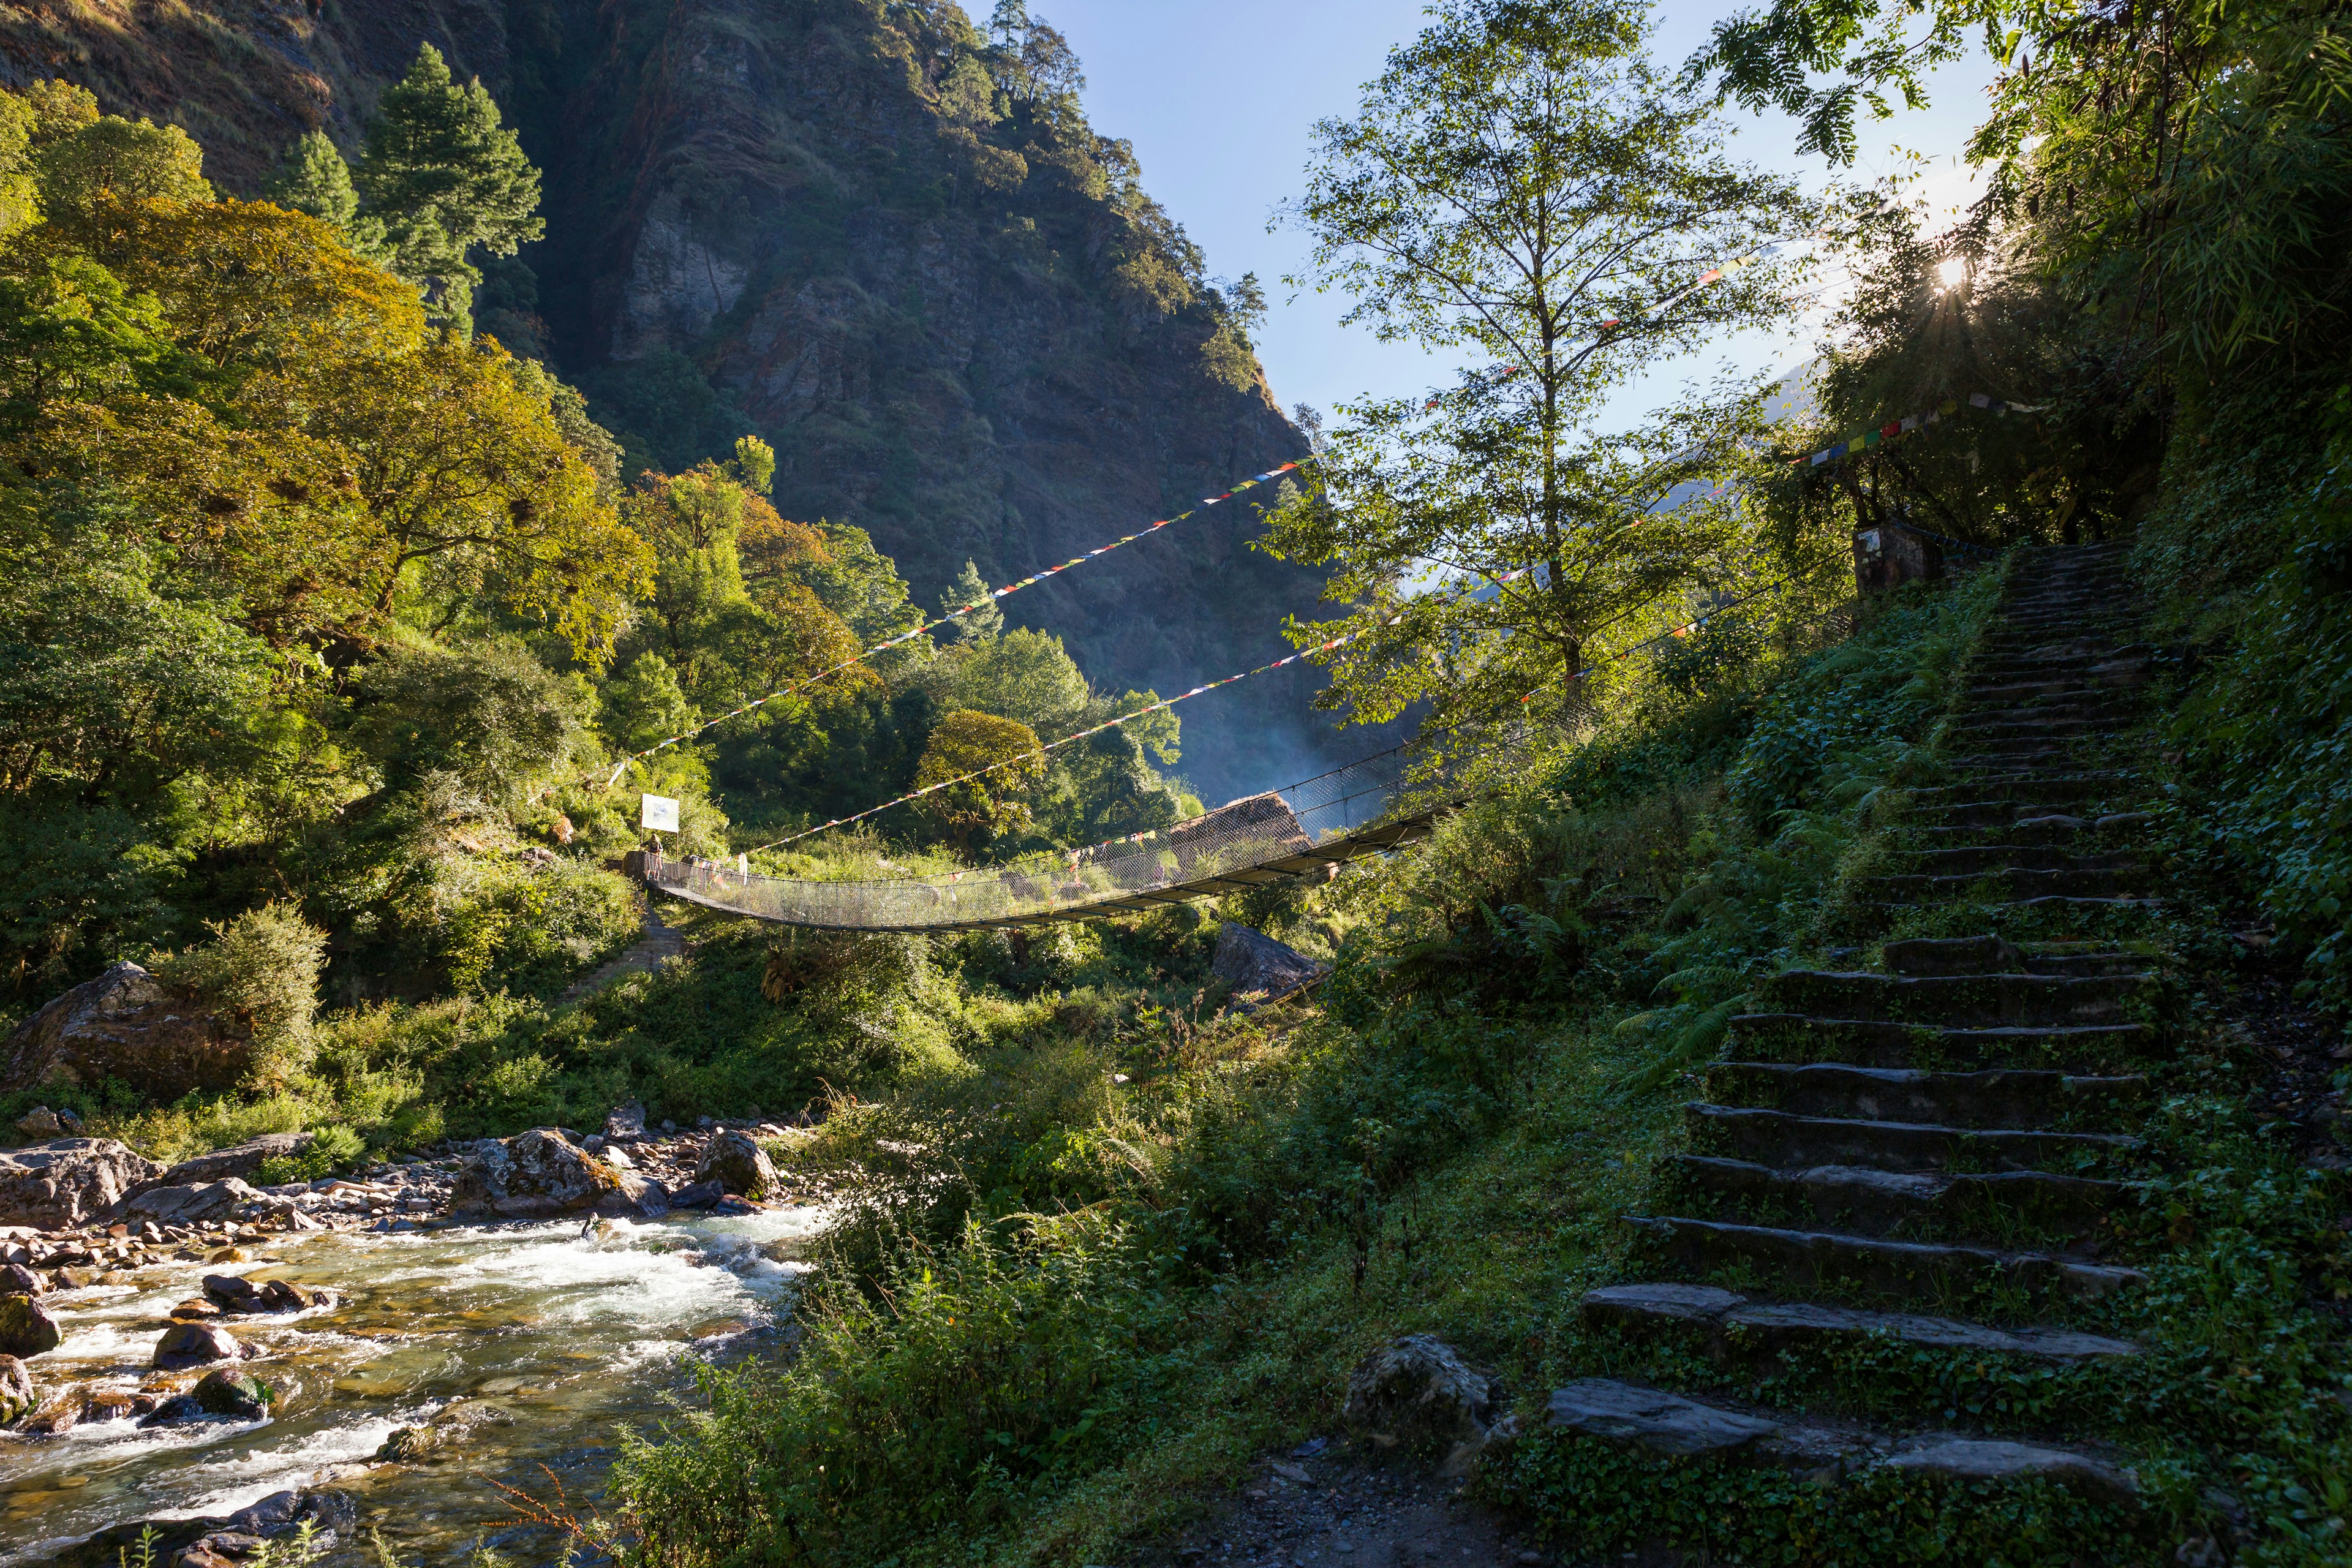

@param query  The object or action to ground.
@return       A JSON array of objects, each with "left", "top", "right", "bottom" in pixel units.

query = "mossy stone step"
[
  {"left": 1663, "top": 1153, "right": 2124, "bottom": 1243},
  {"left": 1704, "top": 1060, "right": 2149, "bottom": 1128},
  {"left": 1683, "top": 1103, "right": 2142, "bottom": 1175},
  {"left": 1901, "top": 845, "right": 2141, "bottom": 876},
  {"left": 1866, "top": 865, "right": 2151, "bottom": 900},
  {"left": 1910, "top": 772, "right": 2141, "bottom": 808},
  {"left": 1756, "top": 970, "right": 2149, "bottom": 1027},
  {"left": 1623, "top": 1213, "right": 2146, "bottom": 1309},
  {"left": 1918, "top": 813, "right": 2152, "bottom": 843},
  {"left": 1725, "top": 1013, "right": 2154, "bottom": 1072},
  {"left": 1581, "top": 1282, "right": 2139, "bottom": 1363}
]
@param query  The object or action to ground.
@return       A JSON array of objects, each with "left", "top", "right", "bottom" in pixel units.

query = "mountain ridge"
[{"left": 2, "top": 0, "right": 1358, "bottom": 801}]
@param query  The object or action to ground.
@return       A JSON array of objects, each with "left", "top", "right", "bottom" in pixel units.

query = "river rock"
[
  {"left": 192, "top": 1367, "right": 270, "bottom": 1419},
  {"left": 138, "top": 1393, "right": 209, "bottom": 1428},
  {"left": 601, "top": 1171, "right": 671, "bottom": 1218},
  {"left": 0, "top": 1137, "right": 166, "bottom": 1228},
  {"left": 0, "top": 1293, "right": 61, "bottom": 1357},
  {"left": 1, "top": 1262, "right": 41, "bottom": 1295},
  {"left": 227, "top": 1489, "right": 355, "bottom": 1548},
  {"left": 1343, "top": 1335, "right": 1497, "bottom": 1461},
  {"left": 451, "top": 1128, "right": 616, "bottom": 1218},
  {"left": 13, "top": 1106, "right": 62, "bottom": 1138},
  {"left": 119, "top": 1178, "right": 262, "bottom": 1227},
  {"left": 205, "top": 1275, "right": 334, "bottom": 1314},
  {"left": 154, "top": 1320, "right": 244, "bottom": 1369},
  {"left": 695, "top": 1129, "right": 776, "bottom": 1199},
  {"left": 0, "top": 1353, "right": 32, "bottom": 1424},
  {"left": 4, "top": 960, "right": 254, "bottom": 1101},
  {"left": 604, "top": 1102, "right": 647, "bottom": 1143},
  {"left": 19, "top": 1394, "right": 78, "bottom": 1434},
  {"left": 668, "top": 1178, "right": 723, "bottom": 1208},
  {"left": 156, "top": 1134, "right": 312, "bottom": 1188},
  {"left": 1212, "top": 922, "right": 1329, "bottom": 1011}
]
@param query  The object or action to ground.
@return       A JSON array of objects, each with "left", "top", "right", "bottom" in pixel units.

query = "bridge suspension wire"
[
  {"left": 590, "top": 458, "right": 1307, "bottom": 789},
  {"left": 644, "top": 564, "right": 1860, "bottom": 933}
]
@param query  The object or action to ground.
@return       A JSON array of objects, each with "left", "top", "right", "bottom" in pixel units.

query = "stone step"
[
  {"left": 1624, "top": 1213, "right": 2146, "bottom": 1308},
  {"left": 1726, "top": 1014, "right": 2153, "bottom": 1072},
  {"left": 1664, "top": 1154, "right": 2125, "bottom": 1242},
  {"left": 2027, "top": 951, "right": 2156, "bottom": 978},
  {"left": 1918, "top": 811, "right": 2153, "bottom": 843},
  {"left": 1945, "top": 750, "right": 2111, "bottom": 775},
  {"left": 1875, "top": 933, "right": 2155, "bottom": 980},
  {"left": 1703, "top": 1060, "right": 2149, "bottom": 1128},
  {"left": 1969, "top": 650, "right": 2155, "bottom": 680},
  {"left": 1866, "top": 865, "right": 2150, "bottom": 900},
  {"left": 1882, "top": 935, "right": 2024, "bottom": 975},
  {"left": 1951, "top": 732, "right": 2125, "bottom": 758},
  {"left": 1957, "top": 690, "right": 2138, "bottom": 713},
  {"left": 1910, "top": 773, "right": 2141, "bottom": 808},
  {"left": 1948, "top": 713, "right": 2133, "bottom": 741},
  {"left": 1543, "top": 1376, "right": 2140, "bottom": 1504},
  {"left": 1582, "top": 1283, "right": 2138, "bottom": 1363},
  {"left": 1755, "top": 970, "right": 2148, "bottom": 1027},
  {"left": 1902, "top": 845, "right": 2142, "bottom": 875},
  {"left": 1684, "top": 1104, "right": 2142, "bottom": 1175}
]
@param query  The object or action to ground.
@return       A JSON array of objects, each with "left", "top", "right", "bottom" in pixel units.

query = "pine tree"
[
  {"left": 265, "top": 130, "right": 388, "bottom": 258},
  {"left": 354, "top": 44, "right": 543, "bottom": 330},
  {"left": 937, "top": 559, "right": 1003, "bottom": 641}
]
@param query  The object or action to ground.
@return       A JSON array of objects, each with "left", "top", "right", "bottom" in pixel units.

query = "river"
[{"left": 2, "top": 1207, "right": 827, "bottom": 1567}]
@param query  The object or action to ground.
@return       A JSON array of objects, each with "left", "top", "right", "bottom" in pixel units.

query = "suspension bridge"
[
  {"left": 635, "top": 559, "right": 1891, "bottom": 933},
  {"left": 639, "top": 739, "right": 1455, "bottom": 933}
]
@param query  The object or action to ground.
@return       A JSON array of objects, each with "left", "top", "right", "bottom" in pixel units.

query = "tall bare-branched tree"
[{"left": 1261, "top": 0, "right": 1815, "bottom": 740}]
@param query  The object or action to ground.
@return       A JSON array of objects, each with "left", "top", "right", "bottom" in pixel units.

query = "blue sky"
[{"left": 1038, "top": 1, "right": 2002, "bottom": 428}]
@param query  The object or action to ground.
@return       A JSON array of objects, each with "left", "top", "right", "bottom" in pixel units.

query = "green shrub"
[
  {"left": 155, "top": 903, "right": 328, "bottom": 1088},
  {"left": 616, "top": 1211, "right": 1194, "bottom": 1567},
  {"left": 256, "top": 1124, "right": 364, "bottom": 1185}
]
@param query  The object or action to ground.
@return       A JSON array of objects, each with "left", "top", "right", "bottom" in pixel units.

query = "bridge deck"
[{"left": 643, "top": 809, "right": 1444, "bottom": 932}]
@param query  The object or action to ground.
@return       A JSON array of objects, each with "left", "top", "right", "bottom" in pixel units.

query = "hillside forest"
[{"left": 0, "top": 0, "right": 2350, "bottom": 1566}]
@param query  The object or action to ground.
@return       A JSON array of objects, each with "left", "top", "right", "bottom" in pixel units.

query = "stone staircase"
[
  {"left": 1553, "top": 541, "right": 2168, "bottom": 1517},
  {"left": 559, "top": 900, "right": 687, "bottom": 1004}
]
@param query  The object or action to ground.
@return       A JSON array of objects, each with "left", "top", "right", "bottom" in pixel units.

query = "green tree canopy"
[
  {"left": 937, "top": 559, "right": 1005, "bottom": 641},
  {"left": 1263, "top": 0, "right": 1812, "bottom": 739},
  {"left": 914, "top": 707, "right": 1046, "bottom": 852},
  {"left": 355, "top": 43, "right": 544, "bottom": 328},
  {"left": 266, "top": 129, "right": 388, "bottom": 260}
]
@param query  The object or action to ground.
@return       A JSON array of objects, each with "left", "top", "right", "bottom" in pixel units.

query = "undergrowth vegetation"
[{"left": 607, "top": 572, "right": 2021, "bottom": 1565}]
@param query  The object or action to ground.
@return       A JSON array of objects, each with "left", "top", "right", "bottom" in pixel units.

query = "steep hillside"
[{"left": 0, "top": 0, "right": 1344, "bottom": 801}]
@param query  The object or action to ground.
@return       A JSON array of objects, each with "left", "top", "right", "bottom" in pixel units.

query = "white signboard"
[{"left": 639, "top": 793, "right": 680, "bottom": 833}]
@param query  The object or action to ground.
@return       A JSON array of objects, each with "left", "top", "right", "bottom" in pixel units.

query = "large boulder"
[
  {"left": 1343, "top": 1335, "right": 1507, "bottom": 1473},
  {"left": 155, "top": 1134, "right": 312, "bottom": 1188},
  {"left": 1212, "top": 923, "right": 1329, "bottom": 1011},
  {"left": 0, "top": 1138, "right": 165, "bottom": 1228},
  {"left": 450, "top": 1128, "right": 617, "bottom": 1218},
  {"left": 0, "top": 1354, "right": 34, "bottom": 1424},
  {"left": 695, "top": 1129, "right": 776, "bottom": 1199},
  {"left": 603, "top": 1102, "right": 647, "bottom": 1143},
  {"left": 119, "top": 1178, "right": 261, "bottom": 1227},
  {"left": 0, "top": 1294, "right": 62, "bottom": 1358},
  {"left": 4, "top": 961, "right": 252, "bottom": 1102},
  {"left": 154, "top": 1321, "right": 244, "bottom": 1370}
]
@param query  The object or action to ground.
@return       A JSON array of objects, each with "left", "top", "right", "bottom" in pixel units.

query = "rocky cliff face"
[{"left": 1, "top": 0, "right": 1360, "bottom": 801}]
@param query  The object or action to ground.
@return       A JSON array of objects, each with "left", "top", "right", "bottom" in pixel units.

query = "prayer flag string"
[
  {"left": 1792, "top": 393, "right": 2047, "bottom": 470},
  {"left": 597, "top": 460, "right": 1303, "bottom": 788},
  {"left": 753, "top": 565, "right": 1549, "bottom": 855}
]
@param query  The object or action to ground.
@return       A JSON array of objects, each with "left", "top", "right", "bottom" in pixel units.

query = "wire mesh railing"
[{"left": 643, "top": 565, "right": 1905, "bottom": 931}]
